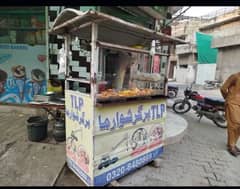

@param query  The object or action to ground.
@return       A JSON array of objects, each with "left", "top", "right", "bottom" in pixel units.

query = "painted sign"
[
  {"left": 65, "top": 90, "right": 166, "bottom": 186},
  {"left": 65, "top": 90, "right": 94, "bottom": 186},
  {"left": 93, "top": 100, "right": 166, "bottom": 186},
  {"left": 94, "top": 147, "right": 163, "bottom": 186},
  {"left": 95, "top": 100, "right": 166, "bottom": 133},
  {"left": 0, "top": 44, "right": 47, "bottom": 103}
]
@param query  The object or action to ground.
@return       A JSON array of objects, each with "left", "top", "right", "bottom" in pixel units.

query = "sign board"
[
  {"left": 65, "top": 90, "right": 166, "bottom": 186},
  {"left": 93, "top": 100, "right": 166, "bottom": 185},
  {"left": 65, "top": 90, "right": 94, "bottom": 185}
]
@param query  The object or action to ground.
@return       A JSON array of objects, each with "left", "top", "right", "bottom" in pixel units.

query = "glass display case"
[{"left": 96, "top": 48, "right": 168, "bottom": 103}]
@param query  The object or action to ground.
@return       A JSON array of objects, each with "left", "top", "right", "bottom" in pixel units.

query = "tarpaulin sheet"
[{"left": 196, "top": 32, "right": 218, "bottom": 64}]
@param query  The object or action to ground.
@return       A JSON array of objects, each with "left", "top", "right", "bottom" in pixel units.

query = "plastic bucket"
[{"left": 27, "top": 116, "right": 48, "bottom": 142}]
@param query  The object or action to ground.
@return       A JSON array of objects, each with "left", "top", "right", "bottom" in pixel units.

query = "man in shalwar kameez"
[{"left": 220, "top": 72, "right": 240, "bottom": 156}]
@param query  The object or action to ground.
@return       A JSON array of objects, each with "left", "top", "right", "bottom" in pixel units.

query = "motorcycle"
[
  {"left": 167, "top": 84, "right": 179, "bottom": 99},
  {"left": 204, "top": 80, "right": 222, "bottom": 90},
  {"left": 172, "top": 85, "right": 227, "bottom": 129},
  {"left": 172, "top": 85, "right": 203, "bottom": 114}
]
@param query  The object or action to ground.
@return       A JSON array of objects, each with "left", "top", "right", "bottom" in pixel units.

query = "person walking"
[{"left": 220, "top": 72, "right": 240, "bottom": 156}]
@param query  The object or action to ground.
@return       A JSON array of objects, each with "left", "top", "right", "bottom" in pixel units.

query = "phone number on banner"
[{"left": 94, "top": 147, "right": 163, "bottom": 186}]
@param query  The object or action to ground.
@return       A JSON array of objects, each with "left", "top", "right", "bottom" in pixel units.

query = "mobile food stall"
[{"left": 50, "top": 9, "right": 186, "bottom": 186}]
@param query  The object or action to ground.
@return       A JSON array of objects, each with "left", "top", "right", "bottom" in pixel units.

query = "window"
[{"left": 179, "top": 64, "right": 188, "bottom": 68}]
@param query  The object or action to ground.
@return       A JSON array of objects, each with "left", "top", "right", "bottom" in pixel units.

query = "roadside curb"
[{"left": 164, "top": 110, "right": 188, "bottom": 146}]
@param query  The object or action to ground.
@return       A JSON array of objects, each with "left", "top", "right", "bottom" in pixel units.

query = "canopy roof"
[{"left": 49, "top": 8, "right": 187, "bottom": 47}]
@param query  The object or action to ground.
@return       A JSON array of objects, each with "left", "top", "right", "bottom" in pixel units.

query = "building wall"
[
  {"left": 175, "top": 65, "right": 196, "bottom": 84},
  {"left": 200, "top": 11, "right": 240, "bottom": 82},
  {"left": 0, "top": 7, "right": 47, "bottom": 104},
  {"left": 216, "top": 46, "right": 240, "bottom": 82},
  {"left": 195, "top": 64, "right": 216, "bottom": 85},
  {"left": 175, "top": 52, "right": 197, "bottom": 83},
  {"left": 172, "top": 19, "right": 205, "bottom": 42},
  {"left": 215, "top": 7, "right": 240, "bottom": 22},
  {"left": 172, "top": 18, "right": 208, "bottom": 84},
  {"left": 175, "top": 66, "right": 189, "bottom": 83},
  {"left": 178, "top": 54, "right": 190, "bottom": 65},
  {"left": 200, "top": 20, "right": 240, "bottom": 37},
  {"left": 178, "top": 53, "right": 197, "bottom": 66},
  {"left": 199, "top": 7, "right": 240, "bottom": 32}
]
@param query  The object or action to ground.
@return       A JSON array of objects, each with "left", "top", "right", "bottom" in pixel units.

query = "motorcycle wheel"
[
  {"left": 172, "top": 100, "right": 191, "bottom": 114},
  {"left": 212, "top": 110, "right": 227, "bottom": 129},
  {"left": 168, "top": 90, "right": 177, "bottom": 98}
]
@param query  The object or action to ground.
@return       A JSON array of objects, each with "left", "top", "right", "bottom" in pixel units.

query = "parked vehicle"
[
  {"left": 172, "top": 85, "right": 227, "bottom": 128},
  {"left": 172, "top": 85, "right": 203, "bottom": 114},
  {"left": 167, "top": 84, "right": 179, "bottom": 99},
  {"left": 204, "top": 80, "right": 222, "bottom": 90}
]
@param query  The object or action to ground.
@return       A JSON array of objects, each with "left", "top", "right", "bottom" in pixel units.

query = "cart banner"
[
  {"left": 93, "top": 122, "right": 165, "bottom": 181},
  {"left": 94, "top": 99, "right": 166, "bottom": 133},
  {"left": 93, "top": 100, "right": 166, "bottom": 185},
  {"left": 67, "top": 157, "right": 92, "bottom": 186},
  {"left": 94, "top": 146, "right": 163, "bottom": 186},
  {"left": 65, "top": 90, "right": 94, "bottom": 185}
]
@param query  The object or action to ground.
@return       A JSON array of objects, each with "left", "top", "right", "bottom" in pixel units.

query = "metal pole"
[
  {"left": 91, "top": 23, "right": 99, "bottom": 104},
  {"left": 64, "top": 34, "right": 71, "bottom": 90},
  {"left": 45, "top": 6, "right": 49, "bottom": 82}
]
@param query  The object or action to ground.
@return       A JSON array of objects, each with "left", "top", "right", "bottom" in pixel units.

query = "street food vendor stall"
[{"left": 50, "top": 8, "right": 186, "bottom": 186}]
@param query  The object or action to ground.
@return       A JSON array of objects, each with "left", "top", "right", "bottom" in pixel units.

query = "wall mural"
[{"left": 0, "top": 44, "right": 46, "bottom": 104}]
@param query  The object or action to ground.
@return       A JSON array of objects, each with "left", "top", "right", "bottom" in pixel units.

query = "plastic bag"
[{"left": 57, "top": 47, "right": 67, "bottom": 75}]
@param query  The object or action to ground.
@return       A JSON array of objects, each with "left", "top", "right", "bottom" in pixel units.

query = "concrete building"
[
  {"left": 174, "top": 44, "right": 197, "bottom": 83},
  {"left": 171, "top": 6, "right": 240, "bottom": 84},
  {"left": 171, "top": 18, "right": 204, "bottom": 83},
  {"left": 211, "top": 29, "right": 240, "bottom": 82},
  {"left": 200, "top": 7, "right": 240, "bottom": 82}
]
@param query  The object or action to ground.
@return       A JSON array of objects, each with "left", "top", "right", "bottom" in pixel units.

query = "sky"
[{"left": 181, "top": 6, "right": 238, "bottom": 17}]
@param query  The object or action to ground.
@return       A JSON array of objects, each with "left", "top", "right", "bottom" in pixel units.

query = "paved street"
[
  {"left": 118, "top": 108, "right": 240, "bottom": 186},
  {"left": 118, "top": 86, "right": 240, "bottom": 186}
]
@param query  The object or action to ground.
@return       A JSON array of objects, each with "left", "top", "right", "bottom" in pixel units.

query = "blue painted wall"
[{"left": 0, "top": 44, "right": 47, "bottom": 103}]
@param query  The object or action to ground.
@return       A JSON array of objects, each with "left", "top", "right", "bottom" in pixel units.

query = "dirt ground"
[{"left": 0, "top": 111, "right": 66, "bottom": 186}]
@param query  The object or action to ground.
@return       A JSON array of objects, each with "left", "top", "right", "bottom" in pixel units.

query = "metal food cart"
[{"left": 50, "top": 8, "right": 186, "bottom": 186}]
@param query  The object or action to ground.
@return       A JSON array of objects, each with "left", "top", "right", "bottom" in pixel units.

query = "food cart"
[{"left": 50, "top": 8, "right": 186, "bottom": 186}]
